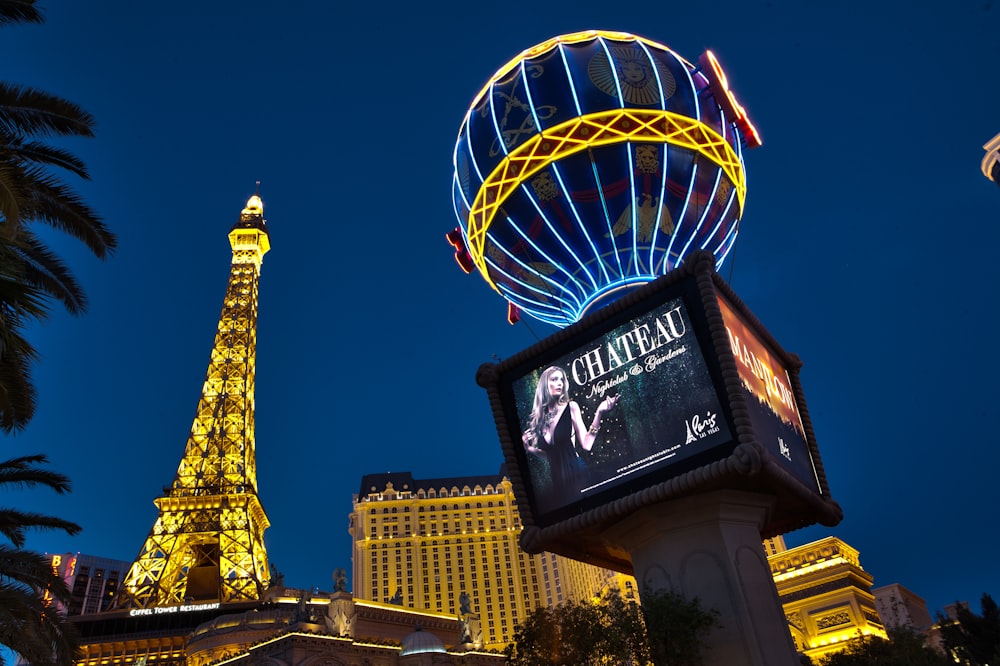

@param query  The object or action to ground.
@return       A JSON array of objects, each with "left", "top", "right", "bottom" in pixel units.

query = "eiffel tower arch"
[{"left": 118, "top": 194, "right": 272, "bottom": 609}]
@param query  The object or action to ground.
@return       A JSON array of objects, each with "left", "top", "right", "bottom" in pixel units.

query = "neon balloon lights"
[{"left": 450, "top": 31, "right": 760, "bottom": 328}]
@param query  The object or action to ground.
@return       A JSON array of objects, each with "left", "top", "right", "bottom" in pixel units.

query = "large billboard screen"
[
  {"left": 503, "top": 291, "right": 733, "bottom": 525},
  {"left": 480, "top": 252, "right": 840, "bottom": 567},
  {"left": 717, "top": 294, "right": 821, "bottom": 493}
]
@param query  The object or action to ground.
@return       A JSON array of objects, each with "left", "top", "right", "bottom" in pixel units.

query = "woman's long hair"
[{"left": 527, "top": 366, "right": 569, "bottom": 438}]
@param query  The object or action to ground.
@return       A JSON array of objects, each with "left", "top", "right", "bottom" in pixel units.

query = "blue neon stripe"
[
  {"left": 500, "top": 215, "right": 591, "bottom": 301},
  {"left": 679, "top": 167, "right": 722, "bottom": 260},
  {"left": 451, "top": 178, "right": 468, "bottom": 227},
  {"left": 519, "top": 60, "right": 543, "bottom": 136},
  {"left": 487, "top": 257, "right": 579, "bottom": 324},
  {"left": 576, "top": 276, "right": 654, "bottom": 320},
  {"left": 636, "top": 40, "right": 671, "bottom": 273},
  {"left": 663, "top": 161, "right": 697, "bottom": 273},
  {"left": 715, "top": 219, "right": 739, "bottom": 266},
  {"left": 514, "top": 182, "right": 599, "bottom": 292},
  {"left": 590, "top": 158, "right": 626, "bottom": 280},
  {"left": 487, "top": 81, "right": 509, "bottom": 158},
  {"left": 486, "top": 257, "right": 579, "bottom": 315},
  {"left": 650, "top": 143, "right": 671, "bottom": 272},
  {"left": 558, "top": 44, "right": 584, "bottom": 118},
  {"left": 485, "top": 240, "right": 582, "bottom": 305},
  {"left": 702, "top": 183, "right": 736, "bottom": 254},
  {"left": 463, "top": 113, "right": 488, "bottom": 186},
  {"left": 499, "top": 289, "right": 570, "bottom": 319},
  {"left": 678, "top": 54, "right": 700, "bottom": 122},
  {"left": 624, "top": 144, "right": 640, "bottom": 275},
  {"left": 452, "top": 174, "right": 473, "bottom": 217},
  {"left": 550, "top": 162, "right": 610, "bottom": 284},
  {"left": 597, "top": 37, "right": 626, "bottom": 109}
]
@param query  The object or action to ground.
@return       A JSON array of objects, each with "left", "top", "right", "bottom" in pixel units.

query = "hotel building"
[{"left": 350, "top": 471, "right": 626, "bottom": 651}]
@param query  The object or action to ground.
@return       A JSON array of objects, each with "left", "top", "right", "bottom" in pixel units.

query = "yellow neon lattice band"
[{"left": 467, "top": 108, "right": 746, "bottom": 289}]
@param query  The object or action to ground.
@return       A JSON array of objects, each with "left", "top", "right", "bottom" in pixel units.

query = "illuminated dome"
[
  {"left": 242, "top": 194, "right": 263, "bottom": 217},
  {"left": 400, "top": 626, "right": 446, "bottom": 656},
  {"left": 450, "top": 30, "right": 760, "bottom": 327}
]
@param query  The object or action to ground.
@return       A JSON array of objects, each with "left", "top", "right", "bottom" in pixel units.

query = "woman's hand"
[
  {"left": 523, "top": 428, "right": 542, "bottom": 454},
  {"left": 597, "top": 394, "right": 620, "bottom": 414}
]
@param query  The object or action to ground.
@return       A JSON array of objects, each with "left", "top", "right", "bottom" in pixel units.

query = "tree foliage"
[
  {"left": 505, "top": 588, "right": 718, "bottom": 666},
  {"left": 815, "top": 627, "right": 951, "bottom": 666},
  {"left": 936, "top": 593, "right": 1000, "bottom": 666},
  {"left": 640, "top": 587, "right": 720, "bottom": 666},
  {"left": 0, "top": 0, "right": 114, "bottom": 431},
  {"left": 0, "top": 455, "right": 82, "bottom": 665}
]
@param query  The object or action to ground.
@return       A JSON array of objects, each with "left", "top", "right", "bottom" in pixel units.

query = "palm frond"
[
  {"left": 17, "top": 167, "right": 116, "bottom": 258},
  {"left": 0, "top": 158, "right": 25, "bottom": 228},
  {"left": 0, "top": 509, "right": 81, "bottom": 547},
  {"left": 15, "top": 231, "right": 87, "bottom": 314},
  {"left": 0, "top": 545, "right": 72, "bottom": 597},
  {"left": 0, "top": 82, "right": 95, "bottom": 138},
  {"left": 0, "top": 248, "right": 48, "bottom": 430},
  {"left": 0, "top": 350, "right": 36, "bottom": 431},
  {"left": 0, "top": 582, "right": 80, "bottom": 666},
  {"left": 0, "top": 454, "right": 72, "bottom": 492},
  {"left": 0, "top": 274, "right": 52, "bottom": 323},
  {"left": 10, "top": 140, "right": 89, "bottom": 180},
  {"left": 0, "top": 0, "right": 42, "bottom": 26}
]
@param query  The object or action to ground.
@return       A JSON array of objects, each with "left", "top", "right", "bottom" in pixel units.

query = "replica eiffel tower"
[{"left": 119, "top": 194, "right": 272, "bottom": 609}]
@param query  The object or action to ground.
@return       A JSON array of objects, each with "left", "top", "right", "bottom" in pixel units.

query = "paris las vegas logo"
[{"left": 685, "top": 411, "right": 720, "bottom": 444}]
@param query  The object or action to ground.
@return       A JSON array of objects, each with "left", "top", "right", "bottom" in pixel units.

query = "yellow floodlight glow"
[
  {"left": 466, "top": 108, "right": 746, "bottom": 290},
  {"left": 242, "top": 195, "right": 263, "bottom": 217},
  {"left": 771, "top": 555, "right": 852, "bottom": 582}
]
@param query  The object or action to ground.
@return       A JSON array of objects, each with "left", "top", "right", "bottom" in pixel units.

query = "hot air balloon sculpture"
[{"left": 450, "top": 30, "right": 761, "bottom": 328}]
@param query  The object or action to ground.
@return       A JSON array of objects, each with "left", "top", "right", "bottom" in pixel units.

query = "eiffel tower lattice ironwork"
[{"left": 119, "top": 195, "right": 272, "bottom": 608}]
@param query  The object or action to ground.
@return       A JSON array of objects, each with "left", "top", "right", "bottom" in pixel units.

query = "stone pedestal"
[{"left": 604, "top": 490, "right": 799, "bottom": 666}]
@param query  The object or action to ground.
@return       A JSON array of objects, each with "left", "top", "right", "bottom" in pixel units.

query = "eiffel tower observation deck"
[{"left": 119, "top": 194, "right": 272, "bottom": 609}]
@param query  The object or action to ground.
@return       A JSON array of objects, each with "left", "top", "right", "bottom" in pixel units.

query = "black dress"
[{"left": 538, "top": 407, "right": 579, "bottom": 493}]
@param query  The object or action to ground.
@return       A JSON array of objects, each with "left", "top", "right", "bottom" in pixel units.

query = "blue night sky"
[{"left": 3, "top": 0, "right": 998, "bottom": 619}]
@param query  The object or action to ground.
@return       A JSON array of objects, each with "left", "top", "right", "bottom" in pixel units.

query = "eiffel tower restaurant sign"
[
  {"left": 476, "top": 252, "right": 841, "bottom": 572},
  {"left": 128, "top": 602, "right": 221, "bottom": 617}
]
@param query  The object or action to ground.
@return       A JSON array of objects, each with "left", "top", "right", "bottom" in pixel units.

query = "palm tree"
[
  {"left": 0, "top": 454, "right": 82, "bottom": 665},
  {"left": 0, "top": 0, "right": 42, "bottom": 26},
  {"left": 0, "top": 0, "right": 116, "bottom": 431}
]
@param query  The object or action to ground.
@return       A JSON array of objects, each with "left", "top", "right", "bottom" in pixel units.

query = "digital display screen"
[
  {"left": 505, "top": 296, "right": 732, "bottom": 523},
  {"left": 482, "top": 256, "right": 839, "bottom": 560},
  {"left": 716, "top": 294, "right": 821, "bottom": 493}
]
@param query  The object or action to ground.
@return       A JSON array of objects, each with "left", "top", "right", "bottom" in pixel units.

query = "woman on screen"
[{"left": 522, "top": 366, "right": 620, "bottom": 492}]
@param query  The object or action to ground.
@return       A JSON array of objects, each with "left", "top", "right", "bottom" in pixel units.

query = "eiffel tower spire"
[{"left": 119, "top": 195, "right": 272, "bottom": 608}]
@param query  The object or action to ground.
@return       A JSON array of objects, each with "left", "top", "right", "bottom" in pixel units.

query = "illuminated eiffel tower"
[{"left": 119, "top": 194, "right": 272, "bottom": 608}]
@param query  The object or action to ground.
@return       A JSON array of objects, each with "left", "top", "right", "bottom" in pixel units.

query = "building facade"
[
  {"left": 768, "top": 536, "right": 888, "bottom": 660},
  {"left": 45, "top": 553, "right": 131, "bottom": 616},
  {"left": 184, "top": 587, "right": 503, "bottom": 666},
  {"left": 350, "top": 472, "right": 625, "bottom": 651},
  {"left": 873, "top": 582, "right": 933, "bottom": 633}
]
